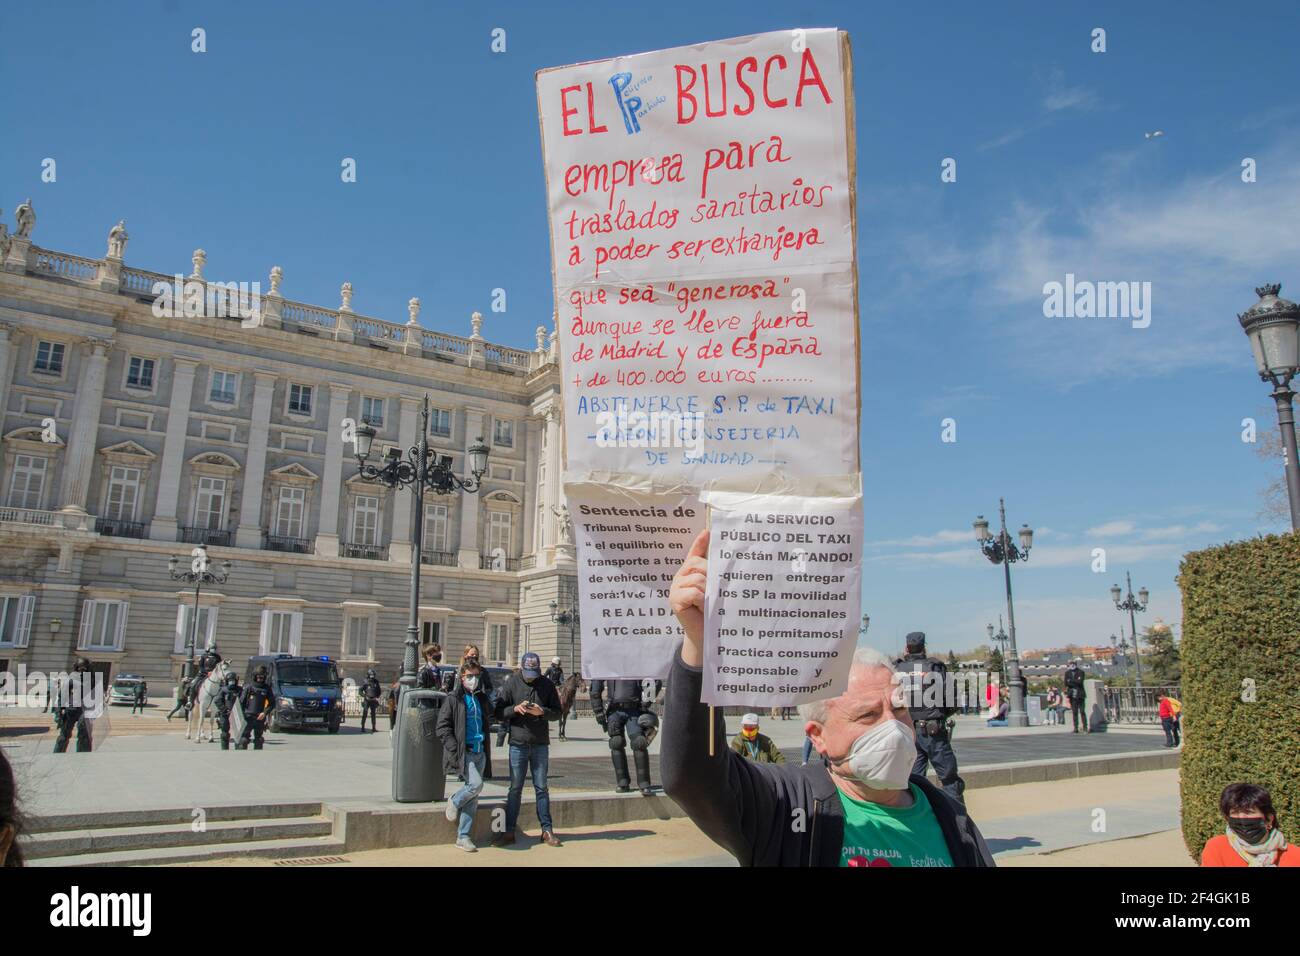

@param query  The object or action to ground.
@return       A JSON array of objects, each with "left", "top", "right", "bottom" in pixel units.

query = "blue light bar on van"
[{"left": 318, "top": 656, "right": 330, "bottom": 662}]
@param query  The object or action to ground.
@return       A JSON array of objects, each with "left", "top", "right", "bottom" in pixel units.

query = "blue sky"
[{"left": 3, "top": 1, "right": 1297, "bottom": 655}]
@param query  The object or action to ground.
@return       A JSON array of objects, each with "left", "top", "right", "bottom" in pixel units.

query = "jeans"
[
  {"left": 451, "top": 749, "right": 487, "bottom": 840},
  {"left": 506, "top": 743, "right": 552, "bottom": 833}
]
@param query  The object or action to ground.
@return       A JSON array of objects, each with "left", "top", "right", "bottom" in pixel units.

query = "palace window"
[
  {"left": 174, "top": 604, "right": 218, "bottom": 655},
  {"left": 126, "top": 356, "right": 155, "bottom": 389},
  {"left": 209, "top": 370, "right": 238, "bottom": 404},
  {"left": 5, "top": 455, "right": 48, "bottom": 510},
  {"left": 0, "top": 595, "right": 35, "bottom": 648},
  {"left": 78, "top": 600, "right": 128, "bottom": 652},
  {"left": 34, "top": 341, "right": 65, "bottom": 374},
  {"left": 194, "top": 476, "right": 227, "bottom": 529},
  {"left": 275, "top": 487, "right": 306, "bottom": 538},
  {"left": 429, "top": 407, "right": 451, "bottom": 437},
  {"left": 351, "top": 495, "right": 380, "bottom": 546},
  {"left": 361, "top": 396, "right": 385, "bottom": 427},
  {"left": 423, "top": 503, "right": 449, "bottom": 553},
  {"left": 105, "top": 466, "right": 142, "bottom": 521},
  {"left": 259, "top": 609, "right": 301, "bottom": 656},
  {"left": 289, "top": 383, "right": 314, "bottom": 415}
]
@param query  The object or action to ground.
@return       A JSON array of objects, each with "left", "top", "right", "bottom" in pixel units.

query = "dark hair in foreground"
[
  {"left": 0, "top": 745, "right": 24, "bottom": 866},
  {"left": 1219, "top": 783, "right": 1276, "bottom": 823}
]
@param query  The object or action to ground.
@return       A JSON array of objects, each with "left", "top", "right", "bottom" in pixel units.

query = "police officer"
[
  {"left": 190, "top": 645, "right": 222, "bottom": 708},
  {"left": 543, "top": 657, "right": 567, "bottom": 739},
  {"left": 360, "top": 668, "right": 382, "bottom": 733},
  {"left": 53, "top": 657, "right": 97, "bottom": 753},
  {"left": 895, "top": 631, "right": 964, "bottom": 802},
  {"left": 589, "top": 677, "right": 661, "bottom": 795},
  {"left": 215, "top": 670, "right": 242, "bottom": 750},
  {"left": 1063, "top": 659, "right": 1089, "bottom": 733},
  {"left": 236, "top": 665, "right": 274, "bottom": 750}
]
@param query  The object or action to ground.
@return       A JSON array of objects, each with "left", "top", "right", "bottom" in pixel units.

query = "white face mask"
[
  {"left": 462, "top": 675, "right": 480, "bottom": 693},
  {"left": 830, "top": 718, "right": 916, "bottom": 791}
]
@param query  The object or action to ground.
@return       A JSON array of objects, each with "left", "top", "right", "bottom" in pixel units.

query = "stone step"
[
  {"left": 26, "top": 801, "right": 324, "bottom": 834},
  {"left": 27, "top": 833, "right": 349, "bottom": 868},
  {"left": 22, "top": 814, "right": 334, "bottom": 859}
]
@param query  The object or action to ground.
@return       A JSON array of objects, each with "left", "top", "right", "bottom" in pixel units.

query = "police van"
[{"left": 245, "top": 654, "right": 345, "bottom": 733}]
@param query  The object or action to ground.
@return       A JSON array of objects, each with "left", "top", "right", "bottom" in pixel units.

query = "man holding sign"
[{"left": 662, "top": 530, "right": 994, "bottom": 868}]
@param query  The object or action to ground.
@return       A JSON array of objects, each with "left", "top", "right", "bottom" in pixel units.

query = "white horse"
[{"left": 186, "top": 660, "right": 232, "bottom": 743}]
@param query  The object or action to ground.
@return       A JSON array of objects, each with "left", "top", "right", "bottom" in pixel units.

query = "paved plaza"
[{"left": 5, "top": 704, "right": 1171, "bottom": 817}]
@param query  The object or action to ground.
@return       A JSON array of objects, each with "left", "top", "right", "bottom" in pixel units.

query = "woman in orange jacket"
[{"left": 1201, "top": 783, "right": 1300, "bottom": 867}]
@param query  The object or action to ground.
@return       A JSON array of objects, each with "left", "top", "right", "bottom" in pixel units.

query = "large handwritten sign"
[
  {"left": 538, "top": 29, "right": 859, "bottom": 484},
  {"left": 538, "top": 29, "right": 861, "bottom": 682}
]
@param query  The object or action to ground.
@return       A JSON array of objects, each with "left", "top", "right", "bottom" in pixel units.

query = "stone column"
[
  {"left": 314, "top": 383, "right": 352, "bottom": 558},
  {"left": 389, "top": 396, "right": 420, "bottom": 564},
  {"left": 542, "top": 405, "right": 561, "bottom": 556},
  {"left": 457, "top": 407, "right": 485, "bottom": 569},
  {"left": 521, "top": 417, "right": 541, "bottom": 560},
  {"left": 58, "top": 339, "right": 111, "bottom": 523},
  {"left": 151, "top": 358, "right": 199, "bottom": 540},
  {"left": 235, "top": 371, "right": 278, "bottom": 548},
  {"left": 0, "top": 324, "right": 14, "bottom": 428}
]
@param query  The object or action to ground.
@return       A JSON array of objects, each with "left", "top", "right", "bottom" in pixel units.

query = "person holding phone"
[{"left": 492, "top": 652, "right": 563, "bottom": 848}]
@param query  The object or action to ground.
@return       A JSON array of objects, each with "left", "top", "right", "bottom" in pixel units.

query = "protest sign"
[
  {"left": 537, "top": 29, "right": 861, "bottom": 684},
  {"left": 702, "top": 478, "right": 862, "bottom": 706}
]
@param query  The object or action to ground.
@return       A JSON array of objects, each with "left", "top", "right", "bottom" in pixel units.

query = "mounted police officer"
[
  {"left": 360, "top": 668, "right": 382, "bottom": 733},
  {"left": 189, "top": 644, "right": 222, "bottom": 708},
  {"left": 589, "top": 677, "right": 661, "bottom": 795},
  {"left": 53, "top": 657, "right": 98, "bottom": 753},
  {"left": 215, "top": 669, "right": 242, "bottom": 750},
  {"left": 895, "top": 631, "right": 965, "bottom": 802},
  {"left": 236, "top": 665, "right": 274, "bottom": 750}
]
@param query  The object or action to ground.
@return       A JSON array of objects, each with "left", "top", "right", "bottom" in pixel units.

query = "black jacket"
[
  {"left": 435, "top": 682, "right": 494, "bottom": 779},
  {"left": 589, "top": 679, "right": 655, "bottom": 718},
  {"left": 894, "top": 653, "right": 952, "bottom": 722},
  {"left": 493, "top": 673, "right": 561, "bottom": 747},
  {"left": 1063, "top": 667, "right": 1086, "bottom": 700},
  {"left": 241, "top": 681, "right": 274, "bottom": 720},
  {"left": 361, "top": 677, "right": 382, "bottom": 701},
  {"left": 660, "top": 647, "right": 995, "bottom": 867}
]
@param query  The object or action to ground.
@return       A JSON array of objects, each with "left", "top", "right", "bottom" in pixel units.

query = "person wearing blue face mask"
[
  {"left": 436, "top": 659, "right": 495, "bottom": 852},
  {"left": 661, "top": 529, "right": 995, "bottom": 868}
]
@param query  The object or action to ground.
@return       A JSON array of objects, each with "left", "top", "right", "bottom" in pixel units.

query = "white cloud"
[{"left": 1084, "top": 520, "right": 1137, "bottom": 537}]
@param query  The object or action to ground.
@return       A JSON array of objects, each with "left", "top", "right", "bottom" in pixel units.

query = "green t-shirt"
[{"left": 837, "top": 784, "right": 954, "bottom": 867}]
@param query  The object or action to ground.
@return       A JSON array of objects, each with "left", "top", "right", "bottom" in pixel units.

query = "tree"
[
  {"left": 1253, "top": 406, "right": 1291, "bottom": 527},
  {"left": 946, "top": 650, "right": 959, "bottom": 671},
  {"left": 989, "top": 647, "right": 1005, "bottom": 684},
  {"left": 1145, "top": 623, "right": 1181, "bottom": 684}
]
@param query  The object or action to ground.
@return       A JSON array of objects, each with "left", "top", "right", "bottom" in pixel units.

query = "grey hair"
[{"left": 797, "top": 646, "right": 896, "bottom": 724}]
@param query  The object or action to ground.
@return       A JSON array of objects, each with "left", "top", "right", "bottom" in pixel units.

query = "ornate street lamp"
[
  {"left": 549, "top": 597, "right": 580, "bottom": 671},
  {"left": 354, "top": 394, "right": 488, "bottom": 690},
  {"left": 974, "top": 498, "right": 1032, "bottom": 726},
  {"left": 1110, "top": 571, "right": 1148, "bottom": 688},
  {"left": 1238, "top": 283, "right": 1300, "bottom": 529},
  {"left": 169, "top": 548, "right": 231, "bottom": 682}
]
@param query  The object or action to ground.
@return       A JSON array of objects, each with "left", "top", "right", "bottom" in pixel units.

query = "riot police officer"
[
  {"left": 589, "top": 677, "right": 661, "bottom": 795},
  {"left": 360, "top": 668, "right": 382, "bottom": 732},
  {"left": 215, "top": 670, "right": 242, "bottom": 750},
  {"left": 53, "top": 657, "right": 97, "bottom": 753},
  {"left": 895, "top": 632, "right": 964, "bottom": 802},
  {"left": 236, "top": 665, "right": 274, "bottom": 750}
]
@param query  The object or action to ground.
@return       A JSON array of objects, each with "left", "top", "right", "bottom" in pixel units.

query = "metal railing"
[
  {"left": 342, "top": 542, "right": 388, "bottom": 561},
  {"left": 1102, "top": 684, "right": 1180, "bottom": 724},
  {"left": 95, "top": 517, "right": 147, "bottom": 539},
  {"left": 264, "top": 533, "right": 313, "bottom": 554},
  {"left": 420, "top": 550, "right": 457, "bottom": 567},
  {"left": 479, "top": 555, "right": 520, "bottom": 572},
  {"left": 180, "top": 526, "right": 233, "bottom": 547}
]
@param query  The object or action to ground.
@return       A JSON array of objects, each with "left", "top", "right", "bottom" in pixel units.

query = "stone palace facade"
[{"left": 0, "top": 201, "right": 579, "bottom": 688}]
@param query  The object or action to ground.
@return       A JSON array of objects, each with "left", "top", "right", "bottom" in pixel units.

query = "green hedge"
[{"left": 1177, "top": 532, "right": 1300, "bottom": 862}]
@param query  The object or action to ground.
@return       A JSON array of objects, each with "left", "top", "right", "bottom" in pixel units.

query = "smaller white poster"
[
  {"left": 569, "top": 483, "right": 708, "bottom": 679},
  {"left": 703, "top": 489, "right": 862, "bottom": 706},
  {"left": 1026, "top": 696, "right": 1042, "bottom": 726}
]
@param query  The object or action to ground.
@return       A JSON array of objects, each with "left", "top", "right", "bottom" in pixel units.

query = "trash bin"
[{"left": 392, "top": 687, "right": 447, "bottom": 803}]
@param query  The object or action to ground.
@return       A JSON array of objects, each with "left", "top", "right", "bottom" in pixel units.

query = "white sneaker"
[
  {"left": 456, "top": 836, "right": 477, "bottom": 852},
  {"left": 445, "top": 799, "right": 458, "bottom": 822}
]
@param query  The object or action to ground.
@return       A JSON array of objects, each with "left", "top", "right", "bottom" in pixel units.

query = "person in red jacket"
[
  {"left": 1201, "top": 783, "right": 1300, "bottom": 867},
  {"left": 1157, "top": 694, "right": 1181, "bottom": 747}
]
